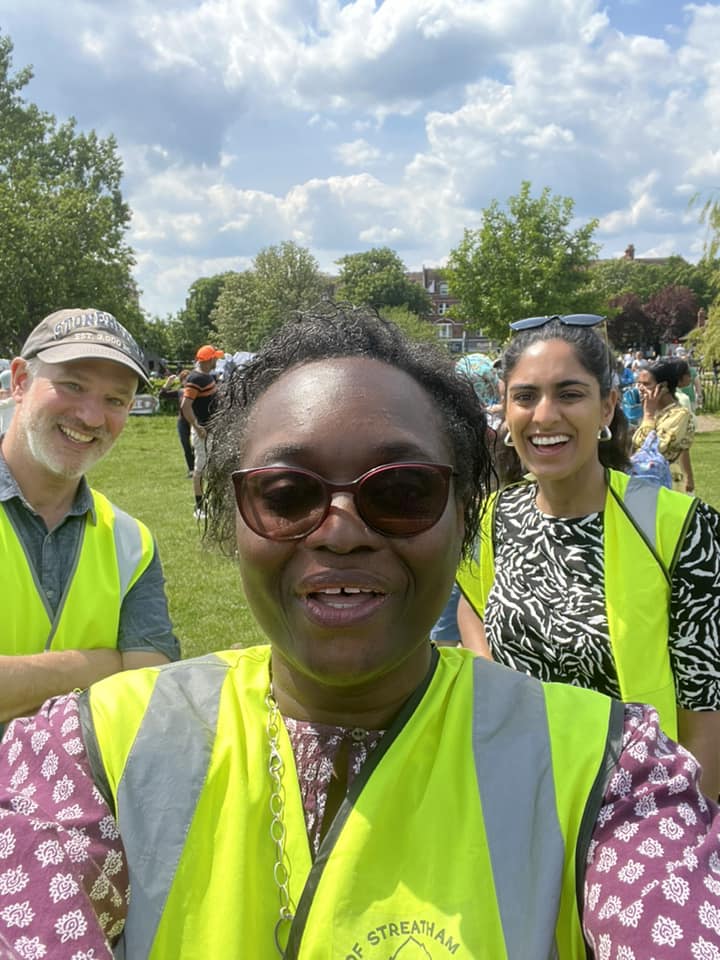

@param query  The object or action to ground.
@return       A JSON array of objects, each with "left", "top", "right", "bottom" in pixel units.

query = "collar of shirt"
[{"left": 0, "top": 434, "right": 97, "bottom": 524}]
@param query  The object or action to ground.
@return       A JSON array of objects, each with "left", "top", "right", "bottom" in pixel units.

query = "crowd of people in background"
[{"left": 1, "top": 304, "right": 720, "bottom": 958}]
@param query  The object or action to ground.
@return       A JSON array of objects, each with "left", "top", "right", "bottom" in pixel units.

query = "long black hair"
[
  {"left": 204, "top": 302, "right": 494, "bottom": 559},
  {"left": 501, "top": 319, "right": 631, "bottom": 472}
]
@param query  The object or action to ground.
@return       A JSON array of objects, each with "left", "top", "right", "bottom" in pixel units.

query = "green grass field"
[{"left": 89, "top": 414, "right": 720, "bottom": 660}]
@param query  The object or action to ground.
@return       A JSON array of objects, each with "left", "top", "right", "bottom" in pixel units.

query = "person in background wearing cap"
[
  {"left": 0, "top": 308, "right": 180, "bottom": 727},
  {"left": 181, "top": 344, "right": 223, "bottom": 520}
]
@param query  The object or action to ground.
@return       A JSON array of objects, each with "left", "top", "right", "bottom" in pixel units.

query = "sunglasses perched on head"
[
  {"left": 231, "top": 462, "right": 454, "bottom": 541},
  {"left": 509, "top": 314, "right": 606, "bottom": 332}
]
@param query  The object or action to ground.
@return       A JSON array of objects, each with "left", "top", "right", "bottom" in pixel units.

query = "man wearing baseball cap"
[
  {"left": 180, "top": 343, "right": 224, "bottom": 519},
  {"left": 0, "top": 308, "right": 179, "bottom": 725}
]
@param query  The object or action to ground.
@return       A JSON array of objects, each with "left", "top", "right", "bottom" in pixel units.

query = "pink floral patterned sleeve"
[
  {"left": 584, "top": 702, "right": 720, "bottom": 958},
  {"left": 0, "top": 694, "right": 126, "bottom": 959},
  {"left": 1, "top": 695, "right": 719, "bottom": 959}
]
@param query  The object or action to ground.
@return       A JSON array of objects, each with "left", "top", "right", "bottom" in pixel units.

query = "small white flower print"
[
  {"left": 596, "top": 846, "right": 618, "bottom": 873},
  {"left": 613, "top": 820, "right": 639, "bottom": 843},
  {"left": 40, "top": 753, "right": 59, "bottom": 781},
  {"left": 48, "top": 873, "right": 79, "bottom": 904},
  {"left": 634, "top": 794, "right": 658, "bottom": 819},
  {"left": 12, "top": 936, "right": 47, "bottom": 959},
  {"left": 0, "top": 828, "right": 17, "bottom": 860},
  {"left": 55, "top": 909, "right": 87, "bottom": 943},
  {"left": 63, "top": 830, "right": 91, "bottom": 863},
  {"left": 651, "top": 915, "right": 683, "bottom": 946},
  {"left": 0, "top": 900, "right": 35, "bottom": 928},
  {"left": 609, "top": 768, "right": 632, "bottom": 797},
  {"left": 699, "top": 900, "right": 720, "bottom": 935},
  {"left": 618, "top": 860, "right": 645, "bottom": 884},
  {"left": 618, "top": 899, "right": 643, "bottom": 928},
  {"left": 30, "top": 731, "right": 50, "bottom": 755},
  {"left": 637, "top": 837, "right": 664, "bottom": 858},
  {"left": 691, "top": 935, "right": 720, "bottom": 959},
  {"left": 662, "top": 872, "right": 690, "bottom": 905},
  {"left": 52, "top": 776, "right": 76, "bottom": 805},
  {"left": 0, "top": 866, "right": 29, "bottom": 896},
  {"left": 98, "top": 816, "right": 119, "bottom": 841},
  {"left": 34, "top": 839, "right": 65, "bottom": 868}
]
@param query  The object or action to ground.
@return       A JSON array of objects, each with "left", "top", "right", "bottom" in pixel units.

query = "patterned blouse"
[
  {"left": 1, "top": 695, "right": 720, "bottom": 958},
  {"left": 484, "top": 483, "right": 720, "bottom": 709}
]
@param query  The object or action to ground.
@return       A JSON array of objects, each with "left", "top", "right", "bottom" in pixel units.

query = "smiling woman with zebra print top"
[{"left": 457, "top": 315, "right": 720, "bottom": 799}]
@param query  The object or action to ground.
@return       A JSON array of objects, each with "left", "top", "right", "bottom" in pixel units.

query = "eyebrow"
[
  {"left": 509, "top": 378, "right": 591, "bottom": 390},
  {"left": 253, "top": 440, "right": 441, "bottom": 467}
]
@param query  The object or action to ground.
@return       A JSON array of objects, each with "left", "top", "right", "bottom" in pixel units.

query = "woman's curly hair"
[{"left": 204, "top": 302, "right": 493, "bottom": 559}]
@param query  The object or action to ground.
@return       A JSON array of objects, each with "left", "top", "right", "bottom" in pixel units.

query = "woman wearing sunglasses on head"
[
  {"left": 457, "top": 314, "right": 720, "bottom": 799},
  {"left": 2, "top": 305, "right": 720, "bottom": 959}
]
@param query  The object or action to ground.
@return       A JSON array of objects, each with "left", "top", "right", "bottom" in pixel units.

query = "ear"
[
  {"left": 10, "top": 358, "right": 32, "bottom": 402},
  {"left": 604, "top": 387, "right": 619, "bottom": 426}
]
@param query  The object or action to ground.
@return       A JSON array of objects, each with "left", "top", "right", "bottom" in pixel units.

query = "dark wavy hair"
[
  {"left": 647, "top": 358, "right": 682, "bottom": 396},
  {"left": 501, "top": 319, "right": 631, "bottom": 472},
  {"left": 204, "top": 302, "right": 493, "bottom": 559}
]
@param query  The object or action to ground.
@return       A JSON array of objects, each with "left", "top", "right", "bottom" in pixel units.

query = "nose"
[
  {"left": 303, "top": 491, "right": 379, "bottom": 552},
  {"left": 532, "top": 392, "right": 560, "bottom": 426},
  {"left": 73, "top": 392, "right": 106, "bottom": 429}
]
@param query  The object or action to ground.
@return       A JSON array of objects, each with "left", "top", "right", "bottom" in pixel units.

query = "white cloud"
[
  {"left": 335, "top": 138, "right": 383, "bottom": 166},
  {"left": 4, "top": 0, "right": 720, "bottom": 315}
]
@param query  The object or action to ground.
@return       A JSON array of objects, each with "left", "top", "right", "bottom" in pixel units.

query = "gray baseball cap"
[{"left": 21, "top": 308, "right": 150, "bottom": 383}]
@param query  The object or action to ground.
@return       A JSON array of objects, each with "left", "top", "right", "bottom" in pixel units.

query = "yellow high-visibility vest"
[
  {"left": 82, "top": 644, "right": 622, "bottom": 959},
  {"left": 457, "top": 469, "right": 697, "bottom": 738},
  {"left": 1, "top": 490, "right": 154, "bottom": 653}
]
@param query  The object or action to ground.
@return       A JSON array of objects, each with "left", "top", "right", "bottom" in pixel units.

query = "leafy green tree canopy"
[
  {"left": 447, "top": 181, "right": 600, "bottom": 342},
  {"left": 336, "top": 247, "right": 430, "bottom": 315},
  {"left": 211, "top": 241, "right": 325, "bottom": 351},
  {"left": 0, "top": 33, "right": 142, "bottom": 353},
  {"left": 166, "top": 273, "right": 235, "bottom": 360}
]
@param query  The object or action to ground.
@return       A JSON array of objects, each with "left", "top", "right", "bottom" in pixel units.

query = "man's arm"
[
  {"left": 0, "top": 648, "right": 123, "bottom": 722},
  {"left": 180, "top": 393, "right": 206, "bottom": 438},
  {"left": 678, "top": 707, "right": 720, "bottom": 800},
  {"left": 117, "top": 544, "right": 181, "bottom": 664}
]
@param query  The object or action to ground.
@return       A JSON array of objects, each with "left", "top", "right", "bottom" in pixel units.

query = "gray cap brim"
[{"left": 36, "top": 343, "right": 150, "bottom": 385}]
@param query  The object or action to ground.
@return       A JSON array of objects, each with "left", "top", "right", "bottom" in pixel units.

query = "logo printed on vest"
[{"left": 342, "top": 918, "right": 462, "bottom": 958}]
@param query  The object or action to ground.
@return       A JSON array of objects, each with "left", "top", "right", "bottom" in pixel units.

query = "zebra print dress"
[{"left": 483, "top": 483, "right": 720, "bottom": 709}]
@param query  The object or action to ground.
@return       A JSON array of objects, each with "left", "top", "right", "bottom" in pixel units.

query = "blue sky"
[{"left": 2, "top": 0, "right": 719, "bottom": 317}]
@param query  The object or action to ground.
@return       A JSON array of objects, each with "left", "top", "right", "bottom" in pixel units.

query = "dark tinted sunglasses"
[
  {"left": 509, "top": 313, "right": 606, "bottom": 331},
  {"left": 232, "top": 462, "right": 454, "bottom": 541}
]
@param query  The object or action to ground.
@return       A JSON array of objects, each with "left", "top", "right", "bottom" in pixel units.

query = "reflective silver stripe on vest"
[
  {"left": 472, "top": 658, "right": 562, "bottom": 960},
  {"left": 622, "top": 477, "right": 659, "bottom": 550},
  {"left": 111, "top": 654, "right": 228, "bottom": 959},
  {"left": 112, "top": 506, "right": 146, "bottom": 597}
]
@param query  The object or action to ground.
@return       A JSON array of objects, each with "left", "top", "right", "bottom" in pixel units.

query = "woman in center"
[{"left": 3, "top": 306, "right": 720, "bottom": 959}]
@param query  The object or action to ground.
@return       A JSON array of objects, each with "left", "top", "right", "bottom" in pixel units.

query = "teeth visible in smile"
[
  {"left": 60, "top": 426, "right": 94, "bottom": 444},
  {"left": 530, "top": 434, "right": 569, "bottom": 446},
  {"left": 318, "top": 587, "right": 375, "bottom": 595}
]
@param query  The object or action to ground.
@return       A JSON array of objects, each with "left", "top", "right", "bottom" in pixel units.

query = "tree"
[
  {"left": 211, "top": 242, "right": 325, "bottom": 351},
  {"left": 379, "top": 306, "right": 439, "bottom": 345},
  {"left": 686, "top": 301, "right": 720, "bottom": 364},
  {"left": 643, "top": 284, "right": 698, "bottom": 344},
  {"left": 336, "top": 248, "right": 431, "bottom": 315},
  {"left": 446, "top": 182, "right": 600, "bottom": 342},
  {"left": 0, "top": 34, "right": 142, "bottom": 353},
  {"left": 166, "top": 273, "right": 234, "bottom": 360},
  {"left": 606, "top": 293, "right": 655, "bottom": 349}
]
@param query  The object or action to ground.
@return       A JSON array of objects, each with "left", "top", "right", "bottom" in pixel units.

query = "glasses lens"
[
  {"left": 235, "top": 468, "right": 327, "bottom": 540},
  {"left": 509, "top": 313, "right": 605, "bottom": 331},
  {"left": 357, "top": 464, "right": 451, "bottom": 536},
  {"left": 509, "top": 315, "right": 556, "bottom": 331}
]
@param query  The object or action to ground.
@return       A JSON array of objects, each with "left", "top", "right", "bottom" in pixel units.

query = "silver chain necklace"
[{"left": 266, "top": 689, "right": 295, "bottom": 957}]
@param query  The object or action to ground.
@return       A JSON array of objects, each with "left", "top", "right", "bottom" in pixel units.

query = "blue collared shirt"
[{"left": 0, "top": 444, "right": 180, "bottom": 660}]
